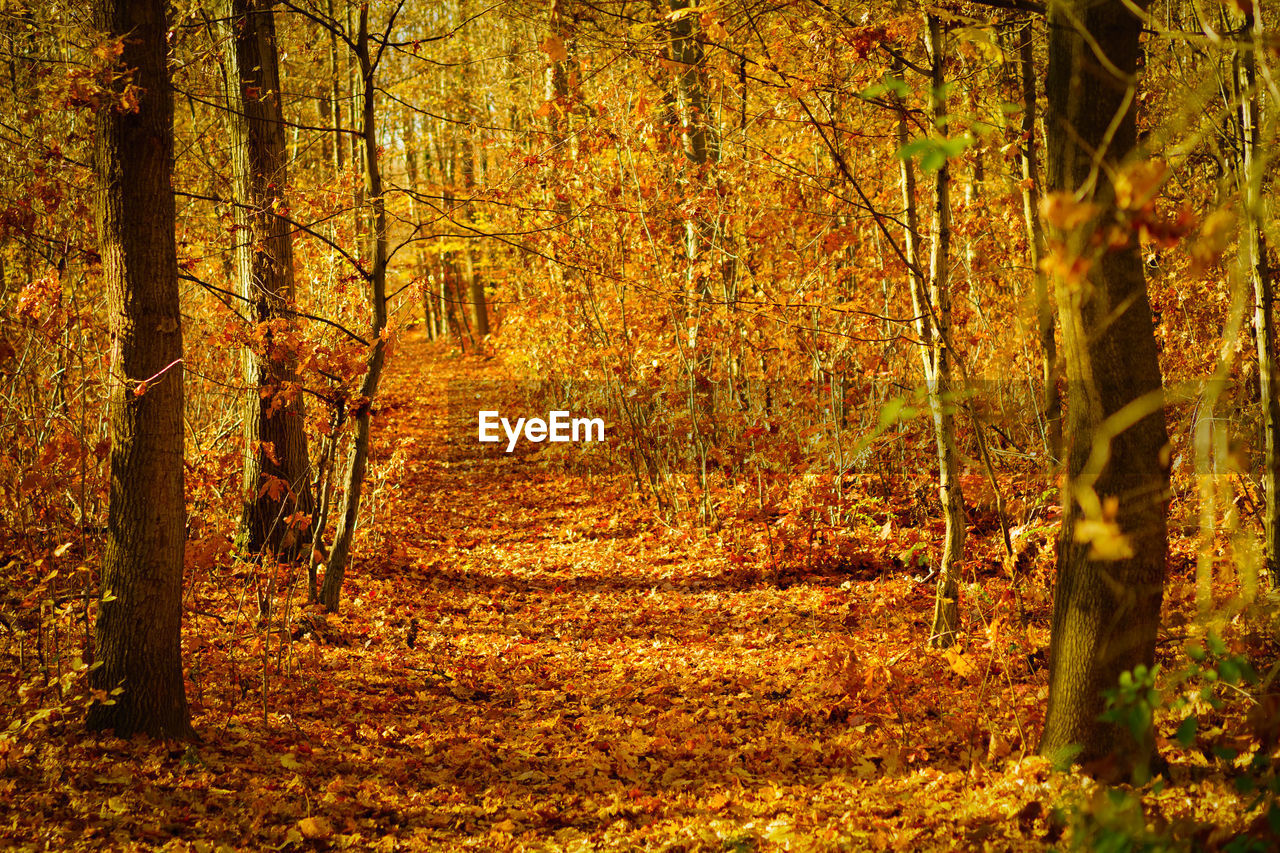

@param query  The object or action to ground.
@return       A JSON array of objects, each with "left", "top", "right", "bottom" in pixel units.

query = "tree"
[
  {"left": 319, "top": 2, "right": 392, "bottom": 612},
  {"left": 919, "top": 15, "right": 966, "bottom": 649},
  {"left": 896, "top": 16, "right": 967, "bottom": 649},
  {"left": 1014, "top": 15, "right": 1062, "bottom": 464},
  {"left": 219, "top": 0, "right": 314, "bottom": 560},
  {"left": 1239, "top": 4, "right": 1278, "bottom": 592},
  {"left": 86, "top": 0, "right": 193, "bottom": 738},
  {"left": 1038, "top": 0, "right": 1170, "bottom": 779}
]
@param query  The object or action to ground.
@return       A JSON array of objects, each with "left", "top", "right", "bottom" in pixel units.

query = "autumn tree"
[
  {"left": 219, "top": 0, "right": 314, "bottom": 560},
  {"left": 891, "top": 14, "right": 967, "bottom": 649},
  {"left": 1013, "top": 15, "right": 1062, "bottom": 463},
  {"left": 86, "top": 0, "right": 193, "bottom": 738},
  {"left": 918, "top": 14, "right": 965, "bottom": 649},
  {"left": 1239, "top": 3, "right": 1279, "bottom": 591},
  {"left": 1038, "top": 0, "right": 1170, "bottom": 779},
  {"left": 319, "top": 1, "right": 393, "bottom": 612}
]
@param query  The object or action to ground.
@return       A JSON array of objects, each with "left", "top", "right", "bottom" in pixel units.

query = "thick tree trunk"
[
  {"left": 221, "top": 0, "right": 314, "bottom": 559},
  {"left": 1038, "top": 0, "right": 1170, "bottom": 780},
  {"left": 87, "top": 0, "right": 193, "bottom": 739},
  {"left": 320, "top": 6, "right": 388, "bottom": 613}
]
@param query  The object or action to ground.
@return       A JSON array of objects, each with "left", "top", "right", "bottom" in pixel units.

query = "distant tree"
[
  {"left": 1013, "top": 15, "right": 1062, "bottom": 464},
  {"left": 86, "top": 0, "right": 193, "bottom": 738},
  {"left": 1038, "top": 0, "right": 1170, "bottom": 779}
]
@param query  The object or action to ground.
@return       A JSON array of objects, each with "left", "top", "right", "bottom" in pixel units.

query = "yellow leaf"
[
  {"left": 298, "top": 816, "right": 333, "bottom": 841},
  {"left": 1074, "top": 518, "right": 1134, "bottom": 560},
  {"left": 1039, "top": 192, "right": 1099, "bottom": 230},
  {"left": 280, "top": 752, "right": 304, "bottom": 771},
  {"left": 944, "top": 647, "right": 977, "bottom": 678},
  {"left": 1115, "top": 159, "right": 1167, "bottom": 210}
]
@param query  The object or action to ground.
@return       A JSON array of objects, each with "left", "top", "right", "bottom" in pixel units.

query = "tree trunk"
[
  {"left": 86, "top": 0, "right": 193, "bottom": 739},
  {"left": 1239, "top": 8, "right": 1279, "bottom": 592},
  {"left": 320, "top": 5, "right": 389, "bottom": 613},
  {"left": 1018, "top": 16, "right": 1063, "bottom": 464},
  {"left": 402, "top": 113, "right": 435, "bottom": 338},
  {"left": 667, "top": 0, "right": 717, "bottom": 502},
  {"left": 920, "top": 15, "right": 965, "bottom": 649},
  {"left": 221, "top": 0, "right": 314, "bottom": 560},
  {"left": 460, "top": 106, "right": 489, "bottom": 339},
  {"left": 668, "top": 0, "right": 717, "bottom": 316},
  {"left": 327, "top": 0, "right": 344, "bottom": 174},
  {"left": 1038, "top": 0, "right": 1170, "bottom": 781}
]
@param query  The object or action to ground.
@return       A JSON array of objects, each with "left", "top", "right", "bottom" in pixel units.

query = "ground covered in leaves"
[{"left": 1, "top": 331, "right": 1270, "bottom": 851}]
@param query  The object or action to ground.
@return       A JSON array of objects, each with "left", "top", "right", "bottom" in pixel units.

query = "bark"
[
  {"left": 402, "top": 113, "right": 435, "bottom": 338},
  {"left": 668, "top": 0, "right": 718, "bottom": 297},
  {"left": 646, "top": 0, "right": 684, "bottom": 271},
  {"left": 1239, "top": 8, "right": 1279, "bottom": 591},
  {"left": 920, "top": 15, "right": 966, "bottom": 649},
  {"left": 546, "top": 0, "right": 575, "bottom": 220},
  {"left": 320, "top": 6, "right": 388, "bottom": 613},
  {"left": 458, "top": 1, "right": 489, "bottom": 339},
  {"left": 221, "top": 0, "right": 314, "bottom": 559},
  {"left": 1038, "top": 0, "right": 1170, "bottom": 780},
  {"left": 86, "top": 0, "right": 192, "bottom": 739},
  {"left": 1018, "top": 16, "right": 1063, "bottom": 463},
  {"left": 327, "top": 0, "right": 344, "bottom": 173},
  {"left": 460, "top": 133, "right": 489, "bottom": 338},
  {"left": 666, "top": 0, "right": 717, "bottom": 483}
]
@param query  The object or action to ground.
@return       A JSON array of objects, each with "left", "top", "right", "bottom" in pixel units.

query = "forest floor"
[{"left": 0, "top": 330, "right": 1266, "bottom": 851}]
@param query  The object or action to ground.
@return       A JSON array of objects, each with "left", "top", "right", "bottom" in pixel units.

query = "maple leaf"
[{"left": 258, "top": 474, "right": 289, "bottom": 501}]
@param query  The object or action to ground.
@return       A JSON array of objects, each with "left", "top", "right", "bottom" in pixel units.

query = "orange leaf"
[{"left": 540, "top": 35, "right": 568, "bottom": 63}]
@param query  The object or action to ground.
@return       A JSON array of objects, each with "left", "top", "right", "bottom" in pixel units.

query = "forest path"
[
  {"left": 8, "top": 331, "right": 1057, "bottom": 852},
  {"left": 276, "top": 329, "right": 1049, "bottom": 850}
]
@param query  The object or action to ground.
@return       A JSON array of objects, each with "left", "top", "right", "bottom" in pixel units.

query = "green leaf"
[
  {"left": 1219, "top": 656, "right": 1242, "bottom": 684},
  {"left": 1045, "top": 742, "right": 1083, "bottom": 772},
  {"left": 858, "top": 75, "right": 910, "bottom": 101},
  {"left": 895, "top": 138, "right": 934, "bottom": 162},
  {"left": 1175, "top": 716, "right": 1197, "bottom": 747},
  {"left": 940, "top": 134, "right": 976, "bottom": 158}
]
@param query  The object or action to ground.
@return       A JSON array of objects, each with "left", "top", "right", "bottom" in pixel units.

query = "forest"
[{"left": 0, "top": 0, "right": 1278, "bottom": 848}]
